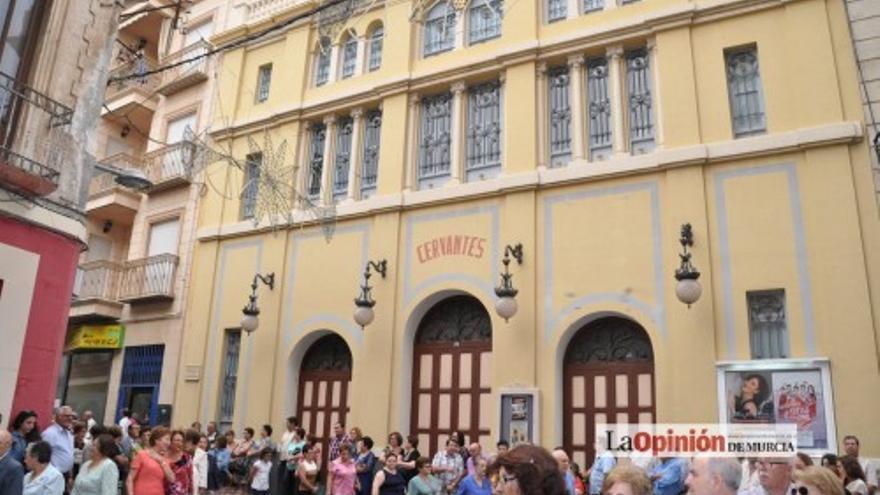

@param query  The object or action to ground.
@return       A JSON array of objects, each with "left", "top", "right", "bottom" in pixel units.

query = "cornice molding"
[{"left": 197, "top": 120, "right": 863, "bottom": 242}]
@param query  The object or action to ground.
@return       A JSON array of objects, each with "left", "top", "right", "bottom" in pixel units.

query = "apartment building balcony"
[
  {"left": 102, "top": 57, "right": 160, "bottom": 123},
  {"left": 70, "top": 261, "right": 125, "bottom": 323},
  {"left": 0, "top": 71, "right": 72, "bottom": 197},
  {"left": 143, "top": 141, "right": 194, "bottom": 192},
  {"left": 157, "top": 41, "right": 211, "bottom": 96},
  {"left": 118, "top": 253, "right": 179, "bottom": 303},
  {"left": 87, "top": 153, "right": 144, "bottom": 222}
]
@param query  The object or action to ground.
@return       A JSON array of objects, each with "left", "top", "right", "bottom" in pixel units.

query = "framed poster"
[
  {"left": 716, "top": 359, "right": 836, "bottom": 454},
  {"left": 498, "top": 388, "right": 540, "bottom": 447}
]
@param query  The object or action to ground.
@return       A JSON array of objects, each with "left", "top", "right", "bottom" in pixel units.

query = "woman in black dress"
[{"left": 371, "top": 452, "right": 406, "bottom": 495}]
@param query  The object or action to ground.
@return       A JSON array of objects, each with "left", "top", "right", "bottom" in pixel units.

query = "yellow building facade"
[{"left": 175, "top": 0, "right": 880, "bottom": 466}]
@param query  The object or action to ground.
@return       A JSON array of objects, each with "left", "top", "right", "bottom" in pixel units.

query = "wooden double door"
[
  {"left": 563, "top": 317, "right": 656, "bottom": 469},
  {"left": 296, "top": 334, "right": 352, "bottom": 469},
  {"left": 411, "top": 295, "right": 493, "bottom": 457}
]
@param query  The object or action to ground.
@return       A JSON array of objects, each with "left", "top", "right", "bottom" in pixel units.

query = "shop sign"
[
  {"left": 417, "top": 235, "right": 486, "bottom": 263},
  {"left": 67, "top": 324, "right": 125, "bottom": 350}
]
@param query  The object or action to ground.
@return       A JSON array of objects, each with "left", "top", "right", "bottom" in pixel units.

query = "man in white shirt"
[
  {"left": 41, "top": 406, "right": 75, "bottom": 478},
  {"left": 843, "top": 435, "right": 878, "bottom": 493}
]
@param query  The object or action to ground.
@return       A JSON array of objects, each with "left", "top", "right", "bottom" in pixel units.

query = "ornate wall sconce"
[
  {"left": 240, "top": 272, "right": 275, "bottom": 334},
  {"left": 674, "top": 224, "right": 702, "bottom": 307},
  {"left": 494, "top": 243, "right": 523, "bottom": 322},
  {"left": 353, "top": 259, "right": 387, "bottom": 329}
]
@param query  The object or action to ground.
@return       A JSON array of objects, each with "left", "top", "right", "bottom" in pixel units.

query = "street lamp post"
[{"left": 674, "top": 223, "right": 702, "bottom": 307}]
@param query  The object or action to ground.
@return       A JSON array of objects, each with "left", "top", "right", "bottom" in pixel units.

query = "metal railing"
[
  {"left": 143, "top": 141, "right": 194, "bottom": 186},
  {"left": 105, "top": 57, "right": 161, "bottom": 101},
  {"left": 90, "top": 153, "right": 146, "bottom": 196},
  {"left": 159, "top": 40, "right": 211, "bottom": 88},
  {"left": 118, "top": 253, "right": 179, "bottom": 301},
  {"left": 0, "top": 71, "right": 72, "bottom": 194},
  {"left": 245, "top": 0, "right": 310, "bottom": 23},
  {"left": 75, "top": 260, "right": 123, "bottom": 301}
]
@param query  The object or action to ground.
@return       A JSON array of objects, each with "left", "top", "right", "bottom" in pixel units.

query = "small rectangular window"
[
  {"left": 748, "top": 289, "right": 789, "bottom": 359},
  {"left": 468, "top": 0, "right": 503, "bottom": 44},
  {"left": 361, "top": 110, "right": 382, "bottom": 199},
  {"left": 548, "top": 0, "right": 567, "bottom": 22},
  {"left": 424, "top": 4, "right": 456, "bottom": 56},
  {"left": 341, "top": 38, "right": 357, "bottom": 79},
  {"left": 315, "top": 40, "right": 331, "bottom": 86},
  {"left": 548, "top": 65, "right": 571, "bottom": 167},
  {"left": 368, "top": 27, "right": 384, "bottom": 71},
  {"left": 333, "top": 118, "right": 353, "bottom": 201},
  {"left": 218, "top": 329, "right": 241, "bottom": 432},
  {"left": 582, "top": 0, "right": 603, "bottom": 13},
  {"left": 466, "top": 81, "right": 502, "bottom": 181},
  {"left": 418, "top": 92, "right": 453, "bottom": 189},
  {"left": 256, "top": 64, "right": 272, "bottom": 103},
  {"left": 626, "top": 48, "right": 654, "bottom": 154},
  {"left": 308, "top": 124, "right": 327, "bottom": 201},
  {"left": 725, "top": 45, "right": 766, "bottom": 137},
  {"left": 240, "top": 153, "right": 261, "bottom": 220}
]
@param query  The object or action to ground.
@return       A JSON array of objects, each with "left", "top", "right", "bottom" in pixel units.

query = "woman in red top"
[
  {"left": 127, "top": 426, "right": 175, "bottom": 495},
  {"left": 165, "top": 429, "right": 196, "bottom": 495}
]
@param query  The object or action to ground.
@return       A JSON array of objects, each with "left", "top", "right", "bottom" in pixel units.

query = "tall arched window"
[
  {"left": 315, "top": 36, "right": 332, "bottom": 86},
  {"left": 367, "top": 25, "right": 383, "bottom": 72},
  {"left": 423, "top": 2, "right": 456, "bottom": 57},
  {"left": 340, "top": 34, "right": 358, "bottom": 79}
]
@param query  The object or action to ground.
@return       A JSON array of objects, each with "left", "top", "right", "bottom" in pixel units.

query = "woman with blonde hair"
[
  {"left": 601, "top": 465, "right": 652, "bottom": 495},
  {"left": 793, "top": 466, "right": 845, "bottom": 495}
]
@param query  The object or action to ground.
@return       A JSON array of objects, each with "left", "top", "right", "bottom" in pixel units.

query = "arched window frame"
[
  {"left": 423, "top": 1, "right": 457, "bottom": 57},
  {"left": 314, "top": 36, "right": 332, "bottom": 87},
  {"left": 467, "top": 0, "right": 503, "bottom": 45},
  {"left": 366, "top": 23, "right": 384, "bottom": 72},
  {"left": 338, "top": 32, "right": 358, "bottom": 80}
]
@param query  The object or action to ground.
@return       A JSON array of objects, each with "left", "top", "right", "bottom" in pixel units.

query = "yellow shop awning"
[{"left": 67, "top": 324, "right": 125, "bottom": 351}]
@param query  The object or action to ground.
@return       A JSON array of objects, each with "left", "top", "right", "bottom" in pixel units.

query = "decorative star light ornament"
[{"left": 243, "top": 131, "right": 297, "bottom": 231}]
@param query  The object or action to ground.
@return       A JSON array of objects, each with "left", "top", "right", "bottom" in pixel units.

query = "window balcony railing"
[
  {"left": 74, "top": 260, "right": 124, "bottom": 301},
  {"left": 0, "top": 71, "right": 72, "bottom": 197},
  {"left": 157, "top": 41, "right": 211, "bottom": 96},
  {"left": 118, "top": 253, "right": 179, "bottom": 303},
  {"left": 90, "top": 153, "right": 146, "bottom": 196},
  {"left": 105, "top": 57, "right": 161, "bottom": 102},
  {"left": 143, "top": 141, "right": 194, "bottom": 191}
]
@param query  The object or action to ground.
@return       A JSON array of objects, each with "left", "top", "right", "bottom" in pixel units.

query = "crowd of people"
[{"left": 0, "top": 406, "right": 877, "bottom": 495}]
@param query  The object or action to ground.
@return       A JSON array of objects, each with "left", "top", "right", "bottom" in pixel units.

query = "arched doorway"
[
  {"left": 563, "top": 317, "right": 655, "bottom": 468},
  {"left": 411, "top": 295, "right": 492, "bottom": 456},
  {"left": 297, "top": 333, "right": 352, "bottom": 468}
]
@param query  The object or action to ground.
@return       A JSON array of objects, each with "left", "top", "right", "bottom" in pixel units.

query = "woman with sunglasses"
[{"left": 405, "top": 457, "right": 440, "bottom": 495}]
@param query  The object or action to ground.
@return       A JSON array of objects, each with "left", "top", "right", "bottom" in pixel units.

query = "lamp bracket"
[
  {"left": 366, "top": 259, "right": 388, "bottom": 279},
  {"left": 675, "top": 224, "right": 700, "bottom": 281},
  {"left": 252, "top": 272, "right": 275, "bottom": 291},
  {"left": 503, "top": 243, "right": 523, "bottom": 265}
]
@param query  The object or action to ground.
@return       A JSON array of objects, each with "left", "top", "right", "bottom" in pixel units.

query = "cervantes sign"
[
  {"left": 417, "top": 234, "right": 487, "bottom": 263},
  {"left": 66, "top": 324, "right": 125, "bottom": 351}
]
